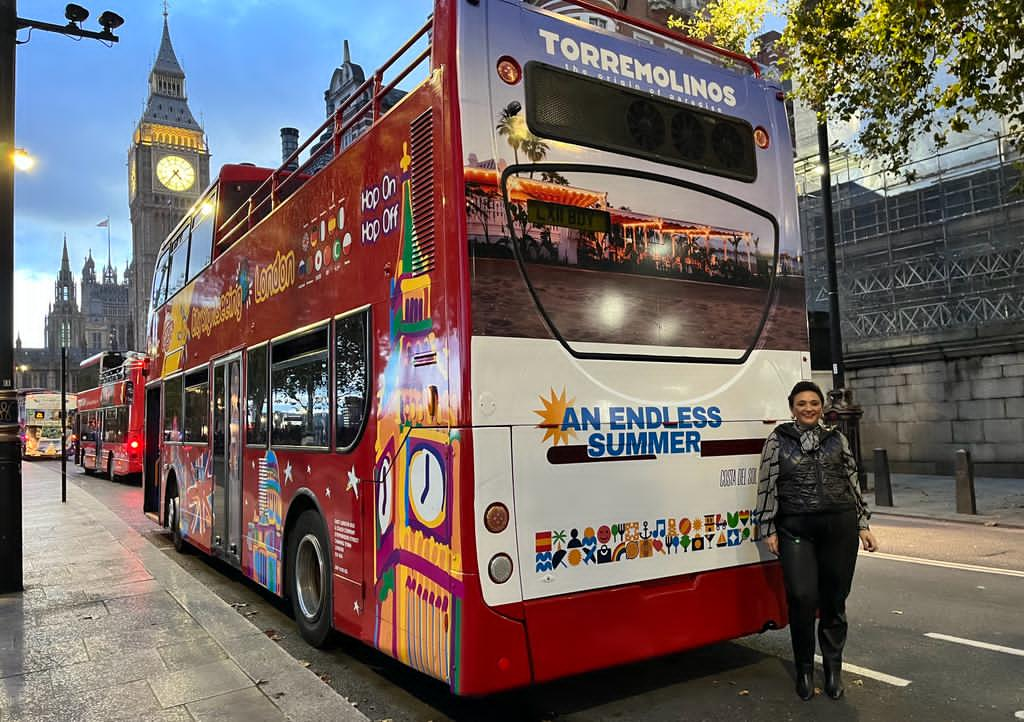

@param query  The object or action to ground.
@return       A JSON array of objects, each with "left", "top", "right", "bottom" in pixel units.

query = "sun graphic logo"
[{"left": 533, "top": 387, "right": 576, "bottom": 446}]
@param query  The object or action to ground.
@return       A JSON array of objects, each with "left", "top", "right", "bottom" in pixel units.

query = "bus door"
[
  {"left": 143, "top": 386, "right": 162, "bottom": 515},
  {"left": 212, "top": 355, "right": 243, "bottom": 564}
]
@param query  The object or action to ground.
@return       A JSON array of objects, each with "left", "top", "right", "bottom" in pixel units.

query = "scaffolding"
[{"left": 796, "top": 135, "right": 1024, "bottom": 362}]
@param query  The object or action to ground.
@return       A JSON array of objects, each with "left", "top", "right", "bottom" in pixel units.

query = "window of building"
[
  {"left": 163, "top": 375, "right": 183, "bottom": 442},
  {"left": 588, "top": 16, "right": 608, "bottom": 29},
  {"left": 246, "top": 345, "right": 268, "bottom": 446},
  {"left": 633, "top": 32, "right": 654, "bottom": 44},
  {"left": 183, "top": 369, "right": 209, "bottom": 444},
  {"left": 271, "top": 326, "right": 329, "bottom": 448},
  {"left": 335, "top": 311, "right": 369, "bottom": 451}
]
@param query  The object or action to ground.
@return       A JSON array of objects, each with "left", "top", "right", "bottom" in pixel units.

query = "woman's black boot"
[
  {"left": 795, "top": 663, "right": 814, "bottom": 700},
  {"left": 823, "top": 661, "right": 844, "bottom": 699}
]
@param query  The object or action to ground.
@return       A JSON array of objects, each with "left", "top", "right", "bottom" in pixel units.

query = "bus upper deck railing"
[{"left": 216, "top": 16, "right": 434, "bottom": 250}]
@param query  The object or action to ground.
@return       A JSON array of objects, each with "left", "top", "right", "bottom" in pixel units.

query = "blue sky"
[{"left": 13, "top": 0, "right": 433, "bottom": 347}]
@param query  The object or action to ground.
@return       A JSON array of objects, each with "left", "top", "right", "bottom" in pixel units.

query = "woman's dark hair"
[{"left": 788, "top": 380, "right": 824, "bottom": 408}]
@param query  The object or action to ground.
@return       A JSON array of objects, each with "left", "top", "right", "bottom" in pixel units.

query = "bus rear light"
[
  {"left": 488, "top": 553, "right": 514, "bottom": 584},
  {"left": 484, "top": 502, "right": 509, "bottom": 533},
  {"left": 496, "top": 56, "right": 522, "bottom": 85},
  {"left": 128, "top": 437, "right": 141, "bottom": 452},
  {"left": 753, "top": 126, "right": 770, "bottom": 149},
  {"left": 483, "top": 503, "right": 507, "bottom": 532}
]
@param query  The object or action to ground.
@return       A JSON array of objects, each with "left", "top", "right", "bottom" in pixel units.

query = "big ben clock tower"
[{"left": 129, "top": 9, "right": 210, "bottom": 349}]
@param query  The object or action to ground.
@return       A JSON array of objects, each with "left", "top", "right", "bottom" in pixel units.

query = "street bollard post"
[
  {"left": 874, "top": 448, "right": 893, "bottom": 507},
  {"left": 954, "top": 449, "right": 977, "bottom": 515}
]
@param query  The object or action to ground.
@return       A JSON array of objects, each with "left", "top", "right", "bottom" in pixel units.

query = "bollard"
[
  {"left": 954, "top": 449, "right": 977, "bottom": 515},
  {"left": 874, "top": 448, "right": 893, "bottom": 507}
]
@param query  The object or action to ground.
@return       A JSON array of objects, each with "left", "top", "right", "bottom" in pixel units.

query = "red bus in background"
[
  {"left": 78, "top": 351, "right": 148, "bottom": 480},
  {"left": 144, "top": 0, "right": 804, "bottom": 695}
]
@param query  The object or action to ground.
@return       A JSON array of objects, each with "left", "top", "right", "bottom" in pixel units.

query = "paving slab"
[{"left": 0, "top": 463, "right": 370, "bottom": 721}]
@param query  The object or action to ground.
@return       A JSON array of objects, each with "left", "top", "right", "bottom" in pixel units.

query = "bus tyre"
[
  {"left": 167, "top": 491, "right": 188, "bottom": 554},
  {"left": 287, "top": 510, "right": 333, "bottom": 648}
]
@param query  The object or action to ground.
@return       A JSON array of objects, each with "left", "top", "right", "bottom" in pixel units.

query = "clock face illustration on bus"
[{"left": 156, "top": 155, "right": 195, "bottom": 192}]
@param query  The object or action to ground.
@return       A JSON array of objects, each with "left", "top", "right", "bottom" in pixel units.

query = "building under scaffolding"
[{"left": 797, "top": 135, "right": 1024, "bottom": 476}]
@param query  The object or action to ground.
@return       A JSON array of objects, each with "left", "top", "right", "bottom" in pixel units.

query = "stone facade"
[{"left": 854, "top": 351, "right": 1024, "bottom": 477}]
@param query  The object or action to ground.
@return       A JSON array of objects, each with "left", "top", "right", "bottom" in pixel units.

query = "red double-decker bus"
[
  {"left": 78, "top": 351, "right": 147, "bottom": 480},
  {"left": 144, "top": 0, "right": 806, "bottom": 694}
]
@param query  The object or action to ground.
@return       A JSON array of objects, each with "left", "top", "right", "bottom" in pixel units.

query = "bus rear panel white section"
[{"left": 471, "top": 335, "right": 803, "bottom": 602}]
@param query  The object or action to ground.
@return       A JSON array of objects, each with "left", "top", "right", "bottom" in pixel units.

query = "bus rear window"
[{"left": 525, "top": 62, "right": 756, "bottom": 183}]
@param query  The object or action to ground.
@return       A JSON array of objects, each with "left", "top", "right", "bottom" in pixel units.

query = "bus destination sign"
[{"left": 527, "top": 200, "right": 610, "bottom": 234}]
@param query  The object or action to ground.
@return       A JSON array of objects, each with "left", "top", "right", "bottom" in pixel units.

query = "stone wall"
[{"left": 852, "top": 352, "right": 1024, "bottom": 476}]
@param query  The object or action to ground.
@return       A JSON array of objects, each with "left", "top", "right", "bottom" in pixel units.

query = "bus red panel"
[{"left": 522, "top": 562, "right": 786, "bottom": 684}]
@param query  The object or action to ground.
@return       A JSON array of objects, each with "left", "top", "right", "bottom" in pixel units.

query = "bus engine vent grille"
[{"left": 409, "top": 109, "right": 436, "bottom": 275}]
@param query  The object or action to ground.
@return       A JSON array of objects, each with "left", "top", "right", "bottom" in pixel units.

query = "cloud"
[
  {"left": 13, "top": 0, "right": 433, "bottom": 347},
  {"left": 13, "top": 270, "right": 55, "bottom": 349}
]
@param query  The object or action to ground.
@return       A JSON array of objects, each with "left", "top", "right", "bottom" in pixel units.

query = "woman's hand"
[
  {"left": 765, "top": 534, "right": 779, "bottom": 556},
  {"left": 859, "top": 529, "right": 879, "bottom": 552}
]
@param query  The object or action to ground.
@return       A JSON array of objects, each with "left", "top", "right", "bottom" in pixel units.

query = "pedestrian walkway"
[
  {"left": 867, "top": 472, "right": 1024, "bottom": 528},
  {"left": 0, "top": 465, "right": 368, "bottom": 722}
]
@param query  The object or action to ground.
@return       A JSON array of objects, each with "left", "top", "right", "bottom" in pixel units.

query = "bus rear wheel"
[
  {"left": 166, "top": 487, "right": 188, "bottom": 554},
  {"left": 287, "top": 510, "right": 333, "bottom": 648}
]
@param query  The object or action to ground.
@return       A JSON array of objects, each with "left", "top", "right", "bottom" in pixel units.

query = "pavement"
[
  {"left": 0, "top": 464, "right": 368, "bottom": 722},
  {"left": 866, "top": 472, "right": 1024, "bottom": 529}
]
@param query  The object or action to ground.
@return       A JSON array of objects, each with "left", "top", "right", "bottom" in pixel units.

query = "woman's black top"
[{"left": 754, "top": 421, "right": 871, "bottom": 537}]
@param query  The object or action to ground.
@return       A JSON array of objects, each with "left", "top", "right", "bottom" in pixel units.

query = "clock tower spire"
[{"left": 128, "top": 8, "right": 211, "bottom": 350}]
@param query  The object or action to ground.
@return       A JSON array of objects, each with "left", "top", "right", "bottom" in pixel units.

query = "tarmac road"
[{"left": 42, "top": 461, "right": 1024, "bottom": 722}]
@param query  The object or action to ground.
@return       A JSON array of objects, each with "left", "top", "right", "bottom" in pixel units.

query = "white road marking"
[
  {"left": 861, "top": 551, "right": 1024, "bottom": 578},
  {"left": 812, "top": 655, "right": 911, "bottom": 687},
  {"left": 924, "top": 633, "right": 1024, "bottom": 658}
]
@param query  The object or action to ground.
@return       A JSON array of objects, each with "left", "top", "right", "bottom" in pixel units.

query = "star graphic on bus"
[
  {"left": 533, "top": 387, "right": 576, "bottom": 446},
  {"left": 346, "top": 467, "right": 360, "bottom": 499},
  {"left": 284, "top": 461, "right": 293, "bottom": 485}
]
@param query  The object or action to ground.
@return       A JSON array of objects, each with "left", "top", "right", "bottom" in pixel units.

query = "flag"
[{"left": 96, "top": 218, "right": 109, "bottom": 228}]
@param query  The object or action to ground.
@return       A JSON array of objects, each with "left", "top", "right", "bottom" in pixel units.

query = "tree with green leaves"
[{"left": 674, "top": 0, "right": 1024, "bottom": 174}]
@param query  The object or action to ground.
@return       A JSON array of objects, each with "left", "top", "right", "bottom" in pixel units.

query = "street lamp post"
[
  {"left": 817, "top": 119, "right": 866, "bottom": 490},
  {"left": 0, "top": 0, "right": 122, "bottom": 594}
]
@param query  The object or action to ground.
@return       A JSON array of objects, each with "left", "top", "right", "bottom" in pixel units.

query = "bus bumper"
[{"left": 522, "top": 561, "right": 787, "bottom": 685}]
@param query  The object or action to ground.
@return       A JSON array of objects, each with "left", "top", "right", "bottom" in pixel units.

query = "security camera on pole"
[{"left": 0, "top": 0, "right": 123, "bottom": 594}]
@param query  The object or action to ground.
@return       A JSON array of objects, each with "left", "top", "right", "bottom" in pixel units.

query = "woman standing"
[{"left": 755, "top": 381, "right": 879, "bottom": 701}]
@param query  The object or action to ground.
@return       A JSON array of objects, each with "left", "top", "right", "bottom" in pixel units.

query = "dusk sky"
[{"left": 13, "top": 0, "right": 433, "bottom": 347}]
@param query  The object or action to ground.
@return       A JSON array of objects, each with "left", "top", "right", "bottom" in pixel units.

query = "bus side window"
[
  {"left": 271, "top": 327, "right": 329, "bottom": 448},
  {"left": 335, "top": 311, "right": 369, "bottom": 451},
  {"left": 166, "top": 229, "right": 191, "bottom": 299},
  {"left": 246, "top": 345, "right": 268, "bottom": 446},
  {"left": 152, "top": 251, "right": 170, "bottom": 308},
  {"left": 183, "top": 369, "right": 210, "bottom": 445},
  {"left": 188, "top": 199, "right": 215, "bottom": 281},
  {"left": 163, "top": 376, "right": 184, "bottom": 442}
]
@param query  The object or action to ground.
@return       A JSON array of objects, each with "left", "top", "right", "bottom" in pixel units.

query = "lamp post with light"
[{"left": 1, "top": 1, "right": 123, "bottom": 594}]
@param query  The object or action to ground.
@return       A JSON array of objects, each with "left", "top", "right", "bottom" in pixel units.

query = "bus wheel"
[
  {"left": 287, "top": 510, "right": 333, "bottom": 647},
  {"left": 166, "top": 489, "right": 188, "bottom": 554}
]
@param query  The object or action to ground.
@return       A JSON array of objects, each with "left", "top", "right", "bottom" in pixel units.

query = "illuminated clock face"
[{"left": 156, "top": 155, "right": 195, "bottom": 192}]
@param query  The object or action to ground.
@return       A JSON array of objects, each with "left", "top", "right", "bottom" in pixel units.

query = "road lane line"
[
  {"left": 812, "top": 655, "right": 911, "bottom": 687},
  {"left": 924, "top": 633, "right": 1024, "bottom": 657},
  {"left": 861, "top": 551, "right": 1024, "bottom": 578}
]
